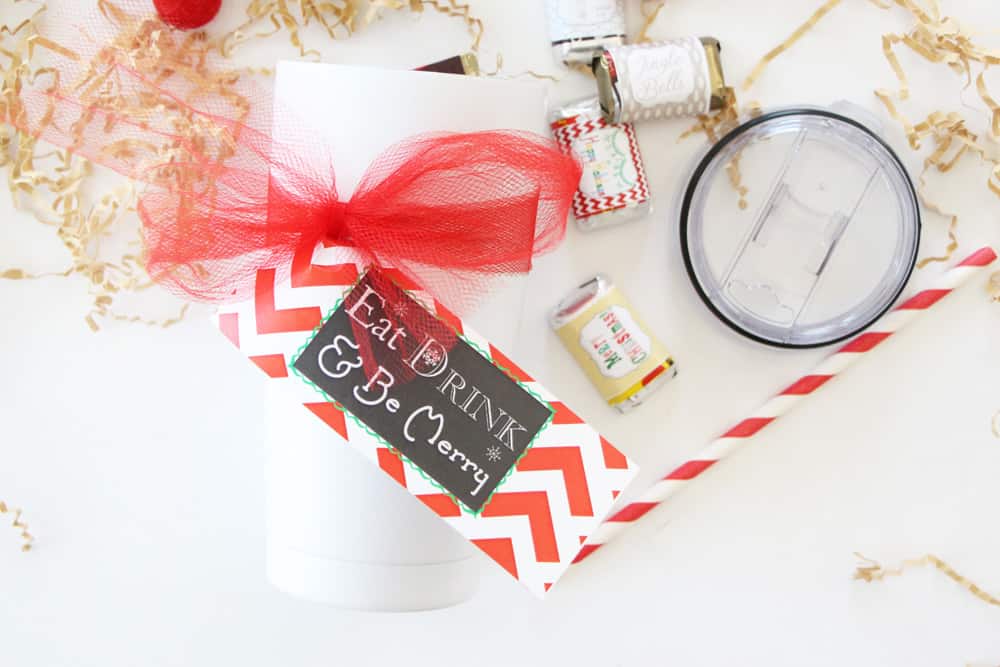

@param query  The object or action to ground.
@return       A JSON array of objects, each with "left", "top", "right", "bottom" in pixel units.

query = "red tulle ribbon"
[
  {"left": 6, "top": 4, "right": 582, "bottom": 309},
  {"left": 137, "top": 121, "right": 581, "bottom": 306}
]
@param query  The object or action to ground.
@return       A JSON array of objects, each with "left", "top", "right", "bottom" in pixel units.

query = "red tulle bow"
[
  {"left": 137, "top": 123, "right": 581, "bottom": 305},
  {"left": 7, "top": 4, "right": 582, "bottom": 309}
]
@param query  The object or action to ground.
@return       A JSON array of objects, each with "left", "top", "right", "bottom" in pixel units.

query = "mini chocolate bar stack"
[{"left": 543, "top": 1, "right": 728, "bottom": 232}]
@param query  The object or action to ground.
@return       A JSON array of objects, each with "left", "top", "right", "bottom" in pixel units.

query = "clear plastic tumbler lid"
[{"left": 680, "top": 107, "right": 921, "bottom": 348}]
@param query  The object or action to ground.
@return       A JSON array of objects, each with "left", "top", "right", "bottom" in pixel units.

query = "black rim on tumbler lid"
[{"left": 680, "top": 106, "right": 922, "bottom": 348}]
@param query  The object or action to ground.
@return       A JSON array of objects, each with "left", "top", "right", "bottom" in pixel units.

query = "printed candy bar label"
[
  {"left": 579, "top": 306, "right": 651, "bottom": 379},
  {"left": 575, "top": 125, "right": 639, "bottom": 200},
  {"left": 627, "top": 44, "right": 696, "bottom": 107},
  {"left": 292, "top": 268, "right": 553, "bottom": 513},
  {"left": 550, "top": 112, "right": 649, "bottom": 221},
  {"left": 611, "top": 37, "right": 713, "bottom": 121}
]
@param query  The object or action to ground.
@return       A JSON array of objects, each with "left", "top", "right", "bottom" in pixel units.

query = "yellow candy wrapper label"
[{"left": 555, "top": 285, "right": 674, "bottom": 407}]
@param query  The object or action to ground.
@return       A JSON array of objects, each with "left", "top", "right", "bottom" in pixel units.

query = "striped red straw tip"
[{"left": 958, "top": 247, "right": 998, "bottom": 267}]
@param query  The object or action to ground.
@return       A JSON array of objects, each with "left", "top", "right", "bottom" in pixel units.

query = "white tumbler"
[
  {"left": 265, "top": 61, "right": 542, "bottom": 612},
  {"left": 265, "top": 281, "right": 526, "bottom": 611}
]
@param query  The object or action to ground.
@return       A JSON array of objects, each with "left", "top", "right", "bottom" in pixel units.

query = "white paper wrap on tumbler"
[{"left": 265, "top": 62, "right": 547, "bottom": 611}]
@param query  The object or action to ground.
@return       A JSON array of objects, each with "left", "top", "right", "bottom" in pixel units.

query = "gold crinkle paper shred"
[
  {"left": 1, "top": 1, "right": 184, "bottom": 331},
  {"left": 872, "top": 0, "right": 1000, "bottom": 269},
  {"left": 221, "top": 0, "right": 483, "bottom": 61},
  {"left": 0, "top": 0, "right": 484, "bottom": 331},
  {"left": 855, "top": 553, "right": 1000, "bottom": 609},
  {"left": 741, "top": 0, "right": 843, "bottom": 92},
  {"left": 0, "top": 501, "right": 32, "bottom": 552}
]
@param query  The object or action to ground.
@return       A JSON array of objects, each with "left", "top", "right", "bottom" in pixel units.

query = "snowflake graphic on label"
[
  {"left": 578, "top": 306, "right": 651, "bottom": 379},
  {"left": 391, "top": 302, "right": 409, "bottom": 320},
  {"left": 485, "top": 446, "right": 502, "bottom": 463},
  {"left": 421, "top": 346, "right": 443, "bottom": 367}
]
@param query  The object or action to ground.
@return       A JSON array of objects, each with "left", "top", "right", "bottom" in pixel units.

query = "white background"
[{"left": 3, "top": 1, "right": 1000, "bottom": 666}]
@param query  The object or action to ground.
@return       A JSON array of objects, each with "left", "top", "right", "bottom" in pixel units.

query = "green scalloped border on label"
[
  {"left": 609, "top": 127, "right": 636, "bottom": 188},
  {"left": 289, "top": 266, "right": 554, "bottom": 517}
]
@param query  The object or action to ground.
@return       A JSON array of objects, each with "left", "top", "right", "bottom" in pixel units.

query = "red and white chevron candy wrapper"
[
  {"left": 550, "top": 98, "right": 651, "bottom": 229},
  {"left": 216, "top": 243, "right": 639, "bottom": 598}
]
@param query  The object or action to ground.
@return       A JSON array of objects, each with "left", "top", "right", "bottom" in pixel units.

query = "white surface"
[{"left": 3, "top": 1, "right": 1000, "bottom": 666}]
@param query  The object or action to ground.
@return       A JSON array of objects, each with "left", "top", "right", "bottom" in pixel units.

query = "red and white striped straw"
[{"left": 573, "top": 246, "right": 998, "bottom": 564}]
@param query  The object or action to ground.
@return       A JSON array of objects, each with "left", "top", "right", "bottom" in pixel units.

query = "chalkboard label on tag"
[{"left": 293, "top": 269, "right": 553, "bottom": 513}]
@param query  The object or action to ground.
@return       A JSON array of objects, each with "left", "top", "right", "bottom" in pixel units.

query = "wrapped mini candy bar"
[
  {"left": 551, "top": 275, "right": 677, "bottom": 413},
  {"left": 594, "top": 37, "right": 728, "bottom": 123},
  {"left": 549, "top": 97, "right": 651, "bottom": 231}
]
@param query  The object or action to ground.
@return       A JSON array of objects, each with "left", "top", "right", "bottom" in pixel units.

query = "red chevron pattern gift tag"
[{"left": 217, "top": 242, "right": 639, "bottom": 597}]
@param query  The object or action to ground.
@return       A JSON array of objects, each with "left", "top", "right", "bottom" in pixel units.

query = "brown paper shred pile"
[
  {"left": 855, "top": 553, "right": 1000, "bottom": 608},
  {"left": 0, "top": 2, "right": 189, "bottom": 330},
  {"left": 218, "top": 0, "right": 484, "bottom": 61},
  {"left": 0, "top": 501, "right": 33, "bottom": 552},
  {"left": 872, "top": 0, "right": 1000, "bottom": 269}
]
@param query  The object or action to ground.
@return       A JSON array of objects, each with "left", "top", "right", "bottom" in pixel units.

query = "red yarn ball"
[{"left": 153, "top": 0, "right": 222, "bottom": 30}]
